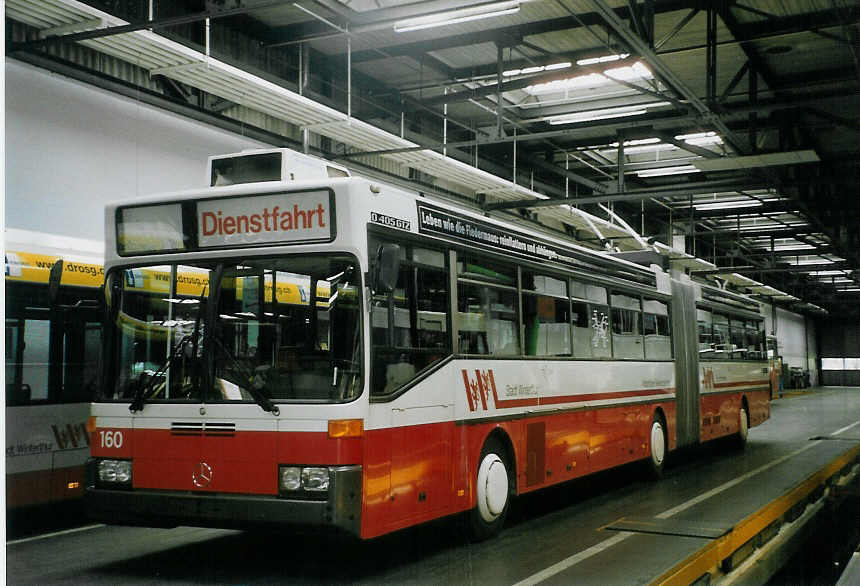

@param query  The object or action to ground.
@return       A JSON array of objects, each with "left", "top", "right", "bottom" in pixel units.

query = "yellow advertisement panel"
[{"left": 4, "top": 251, "right": 104, "bottom": 288}]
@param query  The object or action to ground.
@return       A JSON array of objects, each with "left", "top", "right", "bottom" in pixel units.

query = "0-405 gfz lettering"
[
  {"left": 371, "top": 212, "right": 410, "bottom": 231},
  {"left": 99, "top": 430, "right": 124, "bottom": 449}
]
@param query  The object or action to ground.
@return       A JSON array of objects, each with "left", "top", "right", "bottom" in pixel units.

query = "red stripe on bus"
[
  {"left": 713, "top": 379, "right": 769, "bottom": 389},
  {"left": 492, "top": 388, "right": 675, "bottom": 409}
]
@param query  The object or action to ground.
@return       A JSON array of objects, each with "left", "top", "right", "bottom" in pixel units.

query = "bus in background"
[
  {"left": 5, "top": 231, "right": 103, "bottom": 515},
  {"left": 86, "top": 148, "right": 770, "bottom": 540}
]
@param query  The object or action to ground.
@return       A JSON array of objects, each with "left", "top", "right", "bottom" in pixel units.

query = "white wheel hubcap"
[
  {"left": 477, "top": 453, "right": 508, "bottom": 523},
  {"left": 739, "top": 408, "right": 749, "bottom": 440},
  {"left": 651, "top": 422, "right": 665, "bottom": 466}
]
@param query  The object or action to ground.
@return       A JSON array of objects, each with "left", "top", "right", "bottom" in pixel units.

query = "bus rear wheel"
[
  {"left": 736, "top": 404, "right": 750, "bottom": 449},
  {"left": 470, "top": 438, "right": 511, "bottom": 541},
  {"left": 648, "top": 413, "right": 667, "bottom": 478}
]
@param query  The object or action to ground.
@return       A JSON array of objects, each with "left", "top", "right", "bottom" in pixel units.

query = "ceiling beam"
[
  {"left": 8, "top": 0, "right": 288, "bottom": 52},
  {"left": 692, "top": 262, "right": 849, "bottom": 276},
  {"left": 331, "top": 1, "right": 695, "bottom": 64},
  {"left": 691, "top": 202, "right": 797, "bottom": 218},
  {"left": 690, "top": 227, "right": 820, "bottom": 238},
  {"left": 484, "top": 180, "right": 768, "bottom": 210},
  {"left": 589, "top": 0, "right": 749, "bottom": 156}
]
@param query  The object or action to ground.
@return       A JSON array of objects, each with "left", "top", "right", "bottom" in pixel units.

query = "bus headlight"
[
  {"left": 97, "top": 459, "right": 132, "bottom": 485},
  {"left": 301, "top": 467, "right": 330, "bottom": 491},
  {"left": 279, "top": 465, "right": 330, "bottom": 494},
  {"left": 279, "top": 466, "right": 302, "bottom": 491}
]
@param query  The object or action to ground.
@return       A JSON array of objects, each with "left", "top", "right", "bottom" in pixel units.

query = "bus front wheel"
[{"left": 470, "top": 438, "right": 511, "bottom": 541}]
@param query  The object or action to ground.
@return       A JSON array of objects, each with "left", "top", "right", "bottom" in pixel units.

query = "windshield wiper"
[
  {"left": 130, "top": 285, "right": 208, "bottom": 413},
  {"left": 129, "top": 333, "right": 193, "bottom": 413},
  {"left": 211, "top": 335, "right": 280, "bottom": 416}
]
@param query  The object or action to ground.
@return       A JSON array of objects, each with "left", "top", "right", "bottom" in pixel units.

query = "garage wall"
[
  {"left": 764, "top": 304, "right": 819, "bottom": 386},
  {"left": 819, "top": 321, "right": 860, "bottom": 386},
  {"left": 5, "top": 60, "right": 269, "bottom": 242}
]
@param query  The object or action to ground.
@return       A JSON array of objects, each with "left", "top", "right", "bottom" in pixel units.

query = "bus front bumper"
[{"left": 84, "top": 464, "right": 362, "bottom": 536}]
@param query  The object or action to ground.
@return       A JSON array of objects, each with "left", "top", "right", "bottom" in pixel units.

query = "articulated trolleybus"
[{"left": 87, "top": 148, "right": 770, "bottom": 540}]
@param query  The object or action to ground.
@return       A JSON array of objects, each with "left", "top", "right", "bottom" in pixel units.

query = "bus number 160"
[{"left": 99, "top": 430, "right": 124, "bottom": 449}]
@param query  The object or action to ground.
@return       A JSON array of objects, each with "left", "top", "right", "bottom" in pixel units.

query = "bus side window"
[
  {"left": 712, "top": 313, "right": 730, "bottom": 357},
  {"left": 697, "top": 308, "right": 714, "bottom": 358},
  {"left": 6, "top": 318, "right": 51, "bottom": 404},
  {"left": 62, "top": 319, "right": 102, "bottom": 403},
  {"left": 571, "top": 281, "right": 610, "bottom": 358},
  {"left": 610, "top": 291, "right": 643, "bottom": 359},
  {"left": 729, "top": 316, "right": 747, "bottom": 359},
  {"left": 370, "top": 241, "right": 451, "bottom": 396},
  {"left": 456, "top": 255, "right": 518, "bottom": 357},
  {"left": 522, "top": 271, "right": 570, "bottom": 356},
  {"left": 643, "top": 299, "right": 671, "bottom": 360}
]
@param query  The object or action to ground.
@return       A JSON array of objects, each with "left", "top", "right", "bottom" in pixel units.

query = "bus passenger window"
[
  {"left": 571, "top": 282, "right": 610, "bottom": 358},
  {"left": 712, "top": 313, "right": 730, "bottom": 357},
  {"left": 370, "top": 241, "right": 451, "bottom": 396},
  {"left": 456, "top": 255, "right": 518, "bottom": 356},
  {"left": 746, "top": 320, "right": 764, "bottom": 359},
  {"left": 729, "top": 317, "right": 747, "bottom": 359},
  {"left": 17, "top": 319, "right": 51, "bottom": 402},
  {"left": 697, "top": 308, "right": 714, "bottom": 358},
  {"left": 457, "top": 282, "right": 518, "bottom": 356},
  {"left": 611, "top": 292, "right": 644, "bottom": 359},
  {"left": 522, "top": 271, "right": 570, "bottom": 356},
  {"left": 643, "top": 299, "right": 671, "bottom": 360}
]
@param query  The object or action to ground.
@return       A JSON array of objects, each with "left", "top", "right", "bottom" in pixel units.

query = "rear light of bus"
[
  {"left": 97, "top": 459, "right": 132, "bottom": 486},
  {"left": 278, "top": 466, "right": 330, "bottom": 494}
]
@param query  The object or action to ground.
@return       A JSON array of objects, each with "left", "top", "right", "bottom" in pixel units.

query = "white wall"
[
  {"left": 5, "top": 60, "right": 269, "bottom": 241},
  {"left": 764, "top": 304, "right": 819, "bottom": 386}
]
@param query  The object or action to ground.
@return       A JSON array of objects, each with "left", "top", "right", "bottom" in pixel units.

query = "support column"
[
  {"left": 706, "top": 4, "right": 717, "bottom": 105},
  {"left": 496, "top": 44, "right": 504, "bottom": 137}
]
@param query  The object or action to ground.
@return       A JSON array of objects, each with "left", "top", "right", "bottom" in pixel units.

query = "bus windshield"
[{"left": 102, "top": 254, "right": 362, "bottom": 406}]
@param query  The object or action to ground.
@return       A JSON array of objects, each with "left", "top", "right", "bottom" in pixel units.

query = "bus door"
[{"left": 389, "top": 400, "right": 454, "bottom": 521}]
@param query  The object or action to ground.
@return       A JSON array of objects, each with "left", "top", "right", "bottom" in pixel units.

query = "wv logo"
[
  {"left": 51, "top": 423, "right": 90, "bottom": 450},
  {"left": 461, "top": 369, "right": 497, "bottom": 412}
]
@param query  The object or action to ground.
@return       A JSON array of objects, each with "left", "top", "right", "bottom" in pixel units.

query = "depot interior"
[{"left": 6, "top": 1, "right": 860, "bottom": 389}]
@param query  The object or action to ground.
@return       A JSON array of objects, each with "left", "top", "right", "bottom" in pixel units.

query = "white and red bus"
[
  {"left": 86, "top": 148, "right": 770, "bottom": 539},
  {"left": 5, "top": 232, "right": 104, "bottom": 511}
]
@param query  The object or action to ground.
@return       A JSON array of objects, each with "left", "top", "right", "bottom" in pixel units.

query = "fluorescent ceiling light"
[
  {"left": 524, "top": 61, "right": 652, "bottom": 95},
  {"left": 788, "top": 259, "right": 835, "bottom": 265},
  {"left": 635, "top": 165, "right": 698, "bottom": 177},
  {"left": 611, "top": 138, "right": 662, "bottom": 147},
  {"left": 693, "top": 200, "right": 764, "bottom": 211},
  {"left": 394, "top": 1, "right": 520, "bottom": 32},
  {"left": 772, "top": 244, "right": 816, "bottom": 251},
  {"left": 603, "top": 62, "right": 653, "bottom": 82},
  {"left": 547, "top": 101, "right": 670, "bottom": 125},
  {"left": 602, "top": 137, "right": 673, "bottom": 155},
  {"left": 549, "top": 107, "right": 644, "bottom": 124},
  {"left": 735, "top": 222, "right": 808, "bottom": 231},
  {"left": 618, "top": 143, "right": 676, "bottom": 154},
  {"left": 577, "top": 53, "right": 630, "bottom": 66},
  {"left": 692, "top": 150, "right": 819, "bottom": 172},
  {"left": 503, "top": 61, "right": 571, "bottom": 76},
  {"left": 673, "top": 131, "right": 723, "bottom": 147},
  {"left": 838, "top": 288, "right": 860, "bottom": 292}
]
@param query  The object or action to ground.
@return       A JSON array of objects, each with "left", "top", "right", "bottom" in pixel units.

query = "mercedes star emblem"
[{"left": 192, "top": 462, "right": 214, "bottom": 488}]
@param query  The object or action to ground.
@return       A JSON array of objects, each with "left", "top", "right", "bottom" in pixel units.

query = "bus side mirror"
[{"left": 372, "top": 244, "right": 401, "bottom": 293}]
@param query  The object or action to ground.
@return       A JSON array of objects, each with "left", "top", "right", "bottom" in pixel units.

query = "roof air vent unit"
[{"left": 208, "top": 148, "right": 350, "bottom": 187}]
